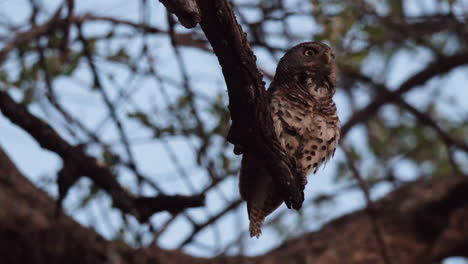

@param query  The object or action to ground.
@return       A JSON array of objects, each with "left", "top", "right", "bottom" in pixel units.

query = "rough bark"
[{"left": 1, "top": 145, "right": 467, "bottom": 263}]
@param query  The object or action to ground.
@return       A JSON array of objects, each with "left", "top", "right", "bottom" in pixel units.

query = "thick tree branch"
[
  {"left": 1, "top": 145, "right": 468, "bottom": 263},
  {"left": 194, "top": 0, "right": 304, "bottom": 209},
  {"left": 0, "top": 90, "right": 204, "bottom": 221}
]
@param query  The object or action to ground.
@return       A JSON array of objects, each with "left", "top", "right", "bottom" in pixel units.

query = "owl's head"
[{"left": 273, "top": 42, "right": 337, "bottom": 92}]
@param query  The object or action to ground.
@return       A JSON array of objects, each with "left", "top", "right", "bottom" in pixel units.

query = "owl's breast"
[{"left": 270, "top": 92, "right": 340, "bottom": 179}]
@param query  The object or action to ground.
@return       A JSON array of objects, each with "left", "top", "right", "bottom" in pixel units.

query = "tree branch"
[
  {"left": 0, "top": 6, "right": 63, "bottom": 64},
  {"left": 341, "top": 66, "right": 468, "bottom": 154},
  {"left": 0, "top": 12, "right": 208, "bottom": 68},
  {"left": 1, "top": 144, "right": 468, "bottom": 263},
  {"left": 341, "top": 51, "right": 468, "bottom": 137},
  {"left": 0, "top": 90, "right": 204, "bottom": 222},
  {"left": 194, "top": 0, "right": 304, "bottom": 209}
]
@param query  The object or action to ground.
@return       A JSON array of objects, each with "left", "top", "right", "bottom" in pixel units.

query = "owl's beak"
[{"left": 317, "top": 50, "right": 332, "bottom": 65}]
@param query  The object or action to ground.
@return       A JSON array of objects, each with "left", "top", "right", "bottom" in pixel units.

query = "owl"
[{"left": 239, "top": 42, "right": 340, "bottom": 237}]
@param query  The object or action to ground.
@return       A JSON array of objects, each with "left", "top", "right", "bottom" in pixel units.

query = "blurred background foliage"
[{"left": 0, "top": 0, "right": 467, "bottom": 260}]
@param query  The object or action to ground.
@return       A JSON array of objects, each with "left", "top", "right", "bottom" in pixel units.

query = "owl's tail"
[
  {"left": 247, "top": 186, "right": 283, "bottom": 238},
  {"left": 248, "top": 203, "right": 266, "bottom": 238},
  {"left": 240, "top": 153, "right": 282, "bottom": 238}
]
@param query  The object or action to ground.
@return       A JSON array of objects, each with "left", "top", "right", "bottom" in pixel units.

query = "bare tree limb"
[
  {"left": 0, "top": 12, "right": 208, "bottom": 67},
  {"left": 195, "top": 0, "right": 304, "bottom": 209},
  {"left": 0, "top": 90, "right": 204, "bottom": 221},
  {"left": 0, "top": 6, "right": 63, "bottom": 64}
]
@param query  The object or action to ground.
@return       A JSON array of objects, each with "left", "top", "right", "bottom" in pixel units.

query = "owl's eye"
[{"left": 303, "top": 49, "right": 316, "bottom": 57}]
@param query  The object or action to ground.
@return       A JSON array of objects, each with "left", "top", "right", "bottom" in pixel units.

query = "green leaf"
[
  {"left": 102, "top": 147, "right": 120, "bottom": 168},
  {"left": 107, "top": 47, "right": 130, "bottom": 63},
  {"left": 127, "top": 111, "right": 151, "bottom": 126}
]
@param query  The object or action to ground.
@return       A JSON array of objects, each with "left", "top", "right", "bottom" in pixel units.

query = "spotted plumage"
[{"left": 239, "top": 42, "right": 340, "bottom": 237}]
